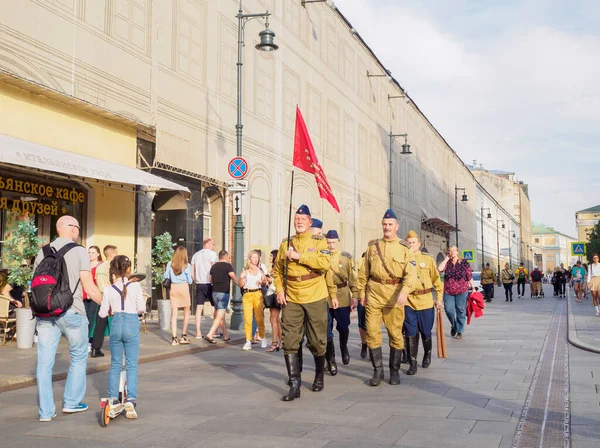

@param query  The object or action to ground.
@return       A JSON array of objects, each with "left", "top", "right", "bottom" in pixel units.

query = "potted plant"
[
  {"left": 152, "top": 232, "right": 174, "bottom": 331},
  {"left": 4, "top": 219, "right": 44, "bottom": 349}
]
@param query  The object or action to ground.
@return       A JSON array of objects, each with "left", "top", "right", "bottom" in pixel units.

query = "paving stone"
[
  {"left": 346, "top": 402, "right": 454, "bottom": 418},
  {"left": 379, "top": 416, "right": 475, "bottom": 434},
  {"left": 448, "top": 404, "right": 512, "bottom": 421},
  {"left": 302, "top": 423, "right": 406, "bottom": 445},
  {"left": 444, "top": 388, "right": 519, "bottom": 400},
  {"left": 276, "top": 408, "right": 392, "bottom": 428},
  {"left": 193, "top": 417, "right": 317, "bottom": 438},
  {"left": 189, "top": 433, "right": 329, "bottom": 448},
  {"left": 395, "top": 430, "right": 502, "bottom": 447},
  {"left": 471, "top": 420, "right": 518, "bottom": 435},
  {"left": 572, "top": 425, "right": 600, "bottom": 441}
]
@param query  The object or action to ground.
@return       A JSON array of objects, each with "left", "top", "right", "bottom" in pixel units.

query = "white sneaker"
[
  {"left": 88, "top": 343, "right": 92, "bottom": 353},
  {"left": 242, "top": 340, "right": 252, "bottom": 351},
  {"left": 596, "top": 311, "right": 599, "bottom": 317},
  {"left": 260, "top": 338, "right": 268, "bottom": 349},
  {"left": 124, "top": 401, "right": 137, "bottom": 419}
]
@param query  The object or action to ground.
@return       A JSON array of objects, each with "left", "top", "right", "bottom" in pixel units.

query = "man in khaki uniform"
[
  {"left": 324, "top": 229, "right": 358, "bottom": 375},
  {"left": 481, "top": 262, "right": 497, "bottom": 303},
  {"left": 274, "top": 205, "right": 332, "bottom": 401},
  {"left": 404, "top": 230, "right": 444, "bottom": 376},
  {"left": 357, "top": 209, "right": 417, "bottom": 386}
]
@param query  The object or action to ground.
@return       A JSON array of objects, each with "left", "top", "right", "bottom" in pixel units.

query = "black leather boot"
[
  {"left": 339, "top": 331, "right": 350, "bottom": 365},
  {"left": 368, "top": 347, "right": 384, "bottom": 386},
  {"left": 298, "top": 344, "right": 303, "bottom": 373},
  {"left": 282, "top": 353, "right": 301, "bottom": 401},
  {"left": 422, "top": 338, "right": 432, "bottom": 368},
  {"left": 389, "top": 347, "right": 402, "bottom": 385},
  {"left": 360, "top": 343, "right": 367, "bottom": 359},
  {"left": 326, "top": 340, "right": 338, "bottom": 376},
  {"left": 311, "top": 355, "right": 325, "bottom": 392},
  {"left": 406, "top": 335, "right": 419, "bottom": 376},
  {"left": 400, "top": 333, "right": 408, "bottom": 364}
]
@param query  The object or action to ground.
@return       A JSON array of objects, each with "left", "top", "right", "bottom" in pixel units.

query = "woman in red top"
[
  {"left": 438, "top": 246, "right": 474, "bottom": 340},
  {"left": 84, "top": 245, "right": 103, "bottom": 350}
]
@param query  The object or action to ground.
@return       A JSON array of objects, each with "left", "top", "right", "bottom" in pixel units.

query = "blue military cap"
[
  {"left": 296, "top": 204, "right": 311, "bottom": 216},
  {"left": 383, "top": 208, "right": 398, "bottom": 220},
  {"left": 325, "top": 229, "right": 339, "bottom": 239},
  {"left": 311, "top": 218, "right": 323, "bottom": 229}
]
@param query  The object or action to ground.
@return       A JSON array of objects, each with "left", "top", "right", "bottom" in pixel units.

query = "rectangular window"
[
  {"left": 113, "top": 0, "right": 148, "bottom": 52},
  {"left": 326, "top": 101, "right": 339, "bottom": 159},
  {"left": 283, "top": 67, "right": 300, "bottom": 135},
  {"left": 177, "top": 0, "right": 206, "bottom": 82}
]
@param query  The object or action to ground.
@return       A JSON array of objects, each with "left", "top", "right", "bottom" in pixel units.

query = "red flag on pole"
[{"left": 293, "top": 107, "right": 340, "bottom": 213}]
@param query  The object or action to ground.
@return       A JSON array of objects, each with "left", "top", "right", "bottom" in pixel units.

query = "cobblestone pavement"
[{"left": 2, "top": 284, "right": 600, "bottom": 448}]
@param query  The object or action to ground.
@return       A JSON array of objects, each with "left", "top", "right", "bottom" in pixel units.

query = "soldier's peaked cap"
[
  {"left": 383, "top": 209, "right": 398, "bottom": 220},
  {"left": 296, "top": 204, "right": 311, "bottom": 216},
  {"left": 405, "top": 230, "right": 419, "bottom": 240},
  {"left": 311, "top": 218, "right": 323, "bottom": 229},
  {"left": 325, "top": 229, "right": 339, "bottom": 239}
]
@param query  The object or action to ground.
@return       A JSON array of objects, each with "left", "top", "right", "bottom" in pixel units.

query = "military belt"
[
  {"left": 335, "top": 281, "right": 348, "bottom": 289},
  {"left": 287, "top": 272, "right": 321, "bottom": 282},
  {"left": 242, "top": 288, "right": 261, "bottom": 294},
  {"left": 412, "top": 287, "right": 433, "bottom": 295},
  {"left": 370, "top": 276, "right": 401, "bottom": 285}
]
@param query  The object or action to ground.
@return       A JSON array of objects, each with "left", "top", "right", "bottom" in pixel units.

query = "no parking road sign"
[
  {"left": 571, "top": 242, "right": 586, "bottom": 257},
  {"left": 228, "top": 157, "right": 248, "bottom": 179},
  {"left": 462, "top": 250, "right": 474, "bottom": 263}
]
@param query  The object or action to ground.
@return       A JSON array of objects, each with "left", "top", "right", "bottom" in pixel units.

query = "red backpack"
[{"left": 31, "top": 243, "right": 79, "bottom": 317}]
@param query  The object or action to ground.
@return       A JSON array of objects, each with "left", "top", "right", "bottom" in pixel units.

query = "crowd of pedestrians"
[{"left": 27, "top": 212, "right": 600, "bottom": 423}]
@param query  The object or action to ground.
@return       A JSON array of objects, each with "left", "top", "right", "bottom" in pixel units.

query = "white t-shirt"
[{"left": 191, "top": 249, "right": 218, "bottom": 284}]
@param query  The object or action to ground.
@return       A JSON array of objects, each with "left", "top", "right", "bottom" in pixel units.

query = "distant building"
[
  {"left": 532, "top": 223, "right": 577, "bottom": 273},
  {"left": 469, "top": 163, "right": 532, "bottom": 270},
  {"left": 576, "top": 205, "right": 600, "bottom": 243}
]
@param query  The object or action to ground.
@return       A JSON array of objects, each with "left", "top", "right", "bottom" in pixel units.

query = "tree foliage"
[
  {"left": 151, "top": 232, "right": 174, "bottom": 288},
  {"left": 4, "top": 220, "right": 44, "bottom": 288},
  {"left": 587, "top": 221, "right": 600, "bottom": 262}
]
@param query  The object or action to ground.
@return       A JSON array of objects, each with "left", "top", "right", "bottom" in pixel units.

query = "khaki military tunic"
[
  {"left": 274, "top": 231, "right": 332, "bottom": 356},
  {"left": 328, "top": 251, "right": 358, "bottom": 308},
  {"left": 407, "top": 251, "right": 443, "bottom": 311},
  {"left": 357, "top": 237, "right": 417, "bottom": 350}
]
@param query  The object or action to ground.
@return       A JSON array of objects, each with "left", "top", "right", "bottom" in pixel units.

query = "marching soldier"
[
  {"left": 274, "top": 205, "right": 332, "bottom": 401},
  {"left": 404, "top": 230, "right": 444, "bottom": 376},
  {"left": 357, "top": 209, "right": 417, "bottom": 386},
  {"left": 311, "top": 218, "right": 323, "bottom": 236},
  {"left": 324, "top": 230, "right": 358, "bottom": 375}
]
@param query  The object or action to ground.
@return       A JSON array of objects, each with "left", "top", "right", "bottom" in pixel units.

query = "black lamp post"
[
  {"left": 496, "top": 218, "right": 505, "bottom": 278},
  {"left": 231, "top": 1, "right": 278, "bottom": 330},
  {"left": 454, "top": 185, "right": 468, "bottom": 246},
  {"left": 388, "top": 132, "right": 411, "bottom": 209},
  {"left": 480, "top": 206, "right": 491, "bottom": 270}
]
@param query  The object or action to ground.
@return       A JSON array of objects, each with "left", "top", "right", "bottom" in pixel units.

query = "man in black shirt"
[{"left": 204, "top": 250, "right": 239, "bottom": 343}]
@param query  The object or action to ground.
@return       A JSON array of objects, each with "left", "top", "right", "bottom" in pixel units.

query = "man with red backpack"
[{"left": 33, "top": 216, "right": 102, "bottom": 422}]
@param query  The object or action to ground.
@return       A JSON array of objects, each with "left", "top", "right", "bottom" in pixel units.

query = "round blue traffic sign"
[{"left": 228, "top": 157, "right": 248, "bottom": 179}]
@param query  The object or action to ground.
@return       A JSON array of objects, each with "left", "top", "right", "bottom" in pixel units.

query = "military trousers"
[
  {"left": 403, "top": 305, "right": 434, "bottom": 340},
  {"left": 327, "top": 306, "right": 351, "bottom": 341},
  {"left": 365, "top": 299, "right": 405, "bottom": 350},
  {"left": 282, "top": 299, "right": 328, "bottom": 356}
]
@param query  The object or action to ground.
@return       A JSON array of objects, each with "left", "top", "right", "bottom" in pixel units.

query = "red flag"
[{"left": 293, "top": 107, "right": 340, "bottom": 213}]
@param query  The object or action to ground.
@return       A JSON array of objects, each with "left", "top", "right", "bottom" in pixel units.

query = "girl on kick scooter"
[{"left": 98, "top": 256, "right": 146, "bottom": 425}]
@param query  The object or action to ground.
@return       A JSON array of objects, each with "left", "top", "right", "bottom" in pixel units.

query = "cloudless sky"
[{"left": 334, "top": 0, "right": 600, "bottom": 236}]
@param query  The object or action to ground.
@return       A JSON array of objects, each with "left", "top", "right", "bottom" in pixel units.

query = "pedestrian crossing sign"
[
  {"left": 462, "top": 250, "right": 474, "bottom": 262},
  {"left": 571, "top": 242, "right": 586, "bottom": 256}
]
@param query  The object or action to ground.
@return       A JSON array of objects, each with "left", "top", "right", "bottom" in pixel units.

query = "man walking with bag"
[{"left": 33, "top": 216, "right": 102, "bottom": 422}]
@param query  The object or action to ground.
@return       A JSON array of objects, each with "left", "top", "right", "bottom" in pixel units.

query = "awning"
[
  {"left": 0, "top": 133, "right": 190, "bottom": 195},
  {"left": 421, "top": 217, "right": 457, "bottom": 233}
]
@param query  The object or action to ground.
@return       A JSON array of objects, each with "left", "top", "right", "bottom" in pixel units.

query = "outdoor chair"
[
  {"left": 139, "top": 293, "right": 151, "bottom": 334},
  {"left": 0, "top": 295, "right": 16, "bottom": 346}
]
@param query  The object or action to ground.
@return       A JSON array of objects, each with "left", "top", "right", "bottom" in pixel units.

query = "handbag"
[{"left": 162, "top": 266, "right": 172, "bottom": 289}]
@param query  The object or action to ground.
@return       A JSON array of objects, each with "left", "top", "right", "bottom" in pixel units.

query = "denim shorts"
[{"left": 212, "top": 292, "right": 230, "bottom": 310}]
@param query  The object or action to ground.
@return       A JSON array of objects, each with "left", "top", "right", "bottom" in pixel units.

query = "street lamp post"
[
  {"left": 480, "top": 206, "right": 491, "bottom": 270},
  {"left": 231, "top": 1, "right": 279, "bottom": 330},
  {"left": 388, "top": 132, "right": 411, "bottom": 209},
  {"left": 454, "top": 185, "right": 468, "bottom": 246},
  {"left": 496, "top": 218, "right": 505, "bottom": 278}
]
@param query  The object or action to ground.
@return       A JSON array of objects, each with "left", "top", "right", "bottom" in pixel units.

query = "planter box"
[{"left": 16, "top": 308, "right": 36, "bottom": 349}]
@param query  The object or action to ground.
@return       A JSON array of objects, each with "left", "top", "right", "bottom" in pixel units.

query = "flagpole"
[{"left": 284, "top": 170, "right": 295, "bottom": 300}]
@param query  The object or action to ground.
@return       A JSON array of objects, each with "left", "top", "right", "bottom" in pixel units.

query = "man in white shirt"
[{"left": 191, "top": 238, "right": 218, "bottom": 338}]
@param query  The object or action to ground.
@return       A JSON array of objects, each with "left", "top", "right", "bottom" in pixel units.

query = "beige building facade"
[
  {"left": 576, "top": 205, "right": 600, "bottom": 243},
  {"left": 532, "top": 223, "right": 577, "bottom": 274},
  {"left": 0, "top": 0, "right": 523, "bottom": 277},
  {"left": 471, "top": 166, "right": 532, "bottom": 270}
]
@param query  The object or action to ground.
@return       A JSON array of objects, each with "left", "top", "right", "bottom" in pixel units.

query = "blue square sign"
[{"left": 462, "top": 250, "right": 474, "bottom": 262}]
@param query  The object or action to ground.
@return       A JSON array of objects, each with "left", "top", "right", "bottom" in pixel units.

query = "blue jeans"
[
  {"left": 443, "top": 291, "right": 469, "bottom": 334},
  {"left": 108, "top": 313, "right": 140, "bottom": 400},
  {"left": 36, "top": 309, "right": 89, "bottom": 419},
  {"left": 212, "top": 292, "right": 230, "bottom": 311},
  {"left": 252, "top": 316, "right": 258, "bottom": 337}
]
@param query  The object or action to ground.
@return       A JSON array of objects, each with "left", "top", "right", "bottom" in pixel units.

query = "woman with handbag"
[
  {"left": 239, "top": 250, "right": 267, "bottom": 351},
  {"left": 164, "top": 246, "right": 193, "bottom": 346},
  {"left": 501, "top": 263, "right": 515, "bottom": 302}
]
